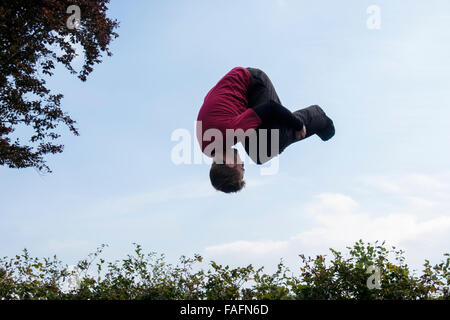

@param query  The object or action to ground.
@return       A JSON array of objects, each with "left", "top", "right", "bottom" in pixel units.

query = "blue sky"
[{"left": 1, "top": 0, "right": 450, "bottom": 274}]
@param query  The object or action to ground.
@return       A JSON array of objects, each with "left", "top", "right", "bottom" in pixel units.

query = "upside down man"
[{"left": 196, "top": 67, "right": 335, "bottom": 193}]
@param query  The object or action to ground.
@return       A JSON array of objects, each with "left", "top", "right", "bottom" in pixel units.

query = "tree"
[{"left": 0, "top": 0, "right": 119, "bottom": 172}]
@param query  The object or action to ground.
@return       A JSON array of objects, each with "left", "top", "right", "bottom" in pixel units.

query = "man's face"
[{"left": 225, "top": 148, "right": 245, "bottom": 178}]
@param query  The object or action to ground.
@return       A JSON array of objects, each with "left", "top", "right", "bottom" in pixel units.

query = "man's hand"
[{"left": 295, "top": 125, "right": 306, "bottom": 140}]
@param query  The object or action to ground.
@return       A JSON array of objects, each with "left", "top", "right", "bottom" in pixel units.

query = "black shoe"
[{"left": 317, "top": 117, "right": 335, "bottom": 141}]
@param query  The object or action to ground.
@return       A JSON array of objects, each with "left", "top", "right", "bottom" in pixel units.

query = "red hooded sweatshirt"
[{"left": 196, "top": 67, "right": 262, "bottom": 157}]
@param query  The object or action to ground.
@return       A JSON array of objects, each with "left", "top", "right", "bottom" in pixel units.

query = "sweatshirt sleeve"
[
  {"left": 228, "top": 108, "right": 262, "bottom": 132},
  {"left": 252, "top": 100, "right": 304, "bottom": 130}
]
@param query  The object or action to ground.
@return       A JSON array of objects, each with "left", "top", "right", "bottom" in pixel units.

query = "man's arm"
[{"left": 252, "top": 100, "right": 304, "bottom": 130}]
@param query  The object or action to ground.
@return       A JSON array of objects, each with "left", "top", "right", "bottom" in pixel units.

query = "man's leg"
[
  {"left": 280, "top": 105, "right": 335, "bottom": 151},
  {"left": 245, "top": 68, "right": 294, "bottom": 164},
  {"left": 244, "top": 68, "right": 335, "bottom": 164},
  {"left": 246, "top": 68, "right": 334, "bottom": 137},
  {"left": 295, "top": 105, "right": 334, "bottom": 139},
  {"left": 246, "top": 67, "right": 282, "bottom": 105}
]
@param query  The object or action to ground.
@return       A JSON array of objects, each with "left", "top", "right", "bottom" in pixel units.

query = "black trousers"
[{"left": 244, "top": 67, "right": 331, "bottom": 164}]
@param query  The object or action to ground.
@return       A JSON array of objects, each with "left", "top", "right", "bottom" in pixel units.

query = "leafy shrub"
[{"left": 1, "top": 241, "right": 448, "bottom": 300}]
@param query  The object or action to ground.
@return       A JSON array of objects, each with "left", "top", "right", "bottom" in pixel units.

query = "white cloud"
[
  {"left": 206, "top": 240, "right": 289, "bottom": 256},
  {"left": 84, "top": 176, "right": 274, "bottom": 218},
  {"left": 87, "top": 180, "right": 218, "bottom": 217},
  {"left": 46, "top": 239, "right": 91, "bottom": 252},
  {"left": 359, "top": 173, "right": 450, "bottom": 199},
  {"left": 366, "top": 174, "right": 442, "bottom": 191},
  {"left": 203, "top": 173, "right": 450, "bottom": 273}
]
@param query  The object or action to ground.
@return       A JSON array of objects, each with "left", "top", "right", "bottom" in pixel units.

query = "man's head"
[{"left": 209, "top": 148, "right": 245, "bottom": 193}]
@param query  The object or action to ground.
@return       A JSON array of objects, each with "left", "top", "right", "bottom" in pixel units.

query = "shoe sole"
[{"left": 317, "top": 117, "right": 335, "bottom": 141}]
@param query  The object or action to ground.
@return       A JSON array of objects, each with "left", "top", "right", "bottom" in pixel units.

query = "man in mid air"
[{"left": 196, "top": 67, "right": 335, "bottom": 193}]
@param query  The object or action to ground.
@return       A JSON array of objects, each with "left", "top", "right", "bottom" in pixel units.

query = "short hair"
[{"left": 209, "top": 162, "right": 245, "bottom": 193}]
